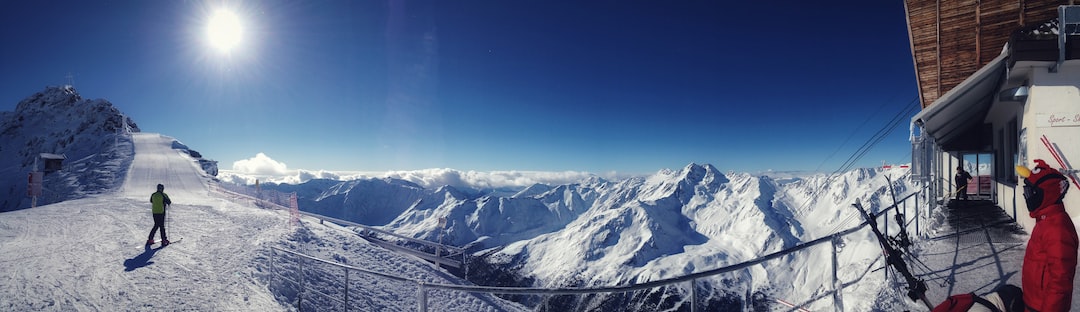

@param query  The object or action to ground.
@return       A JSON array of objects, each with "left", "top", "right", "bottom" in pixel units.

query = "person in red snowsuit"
[{"left": 1018, "top": 159, "right": 1077, "bottom": 312}]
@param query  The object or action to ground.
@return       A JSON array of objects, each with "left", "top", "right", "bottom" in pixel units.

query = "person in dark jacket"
[
  {"left": 1017, "top": 159, "right": 1076, "bottom": 311},
  {"left": 956, "top": 166, "right": 973, "bottom": 200},
  {"left": 147, "top": 184, "right": 172, "bottom": 246}
]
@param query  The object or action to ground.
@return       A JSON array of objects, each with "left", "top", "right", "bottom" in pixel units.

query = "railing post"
[
  {"left": 270, "top": 248, "right": 275, "bottom": 288},
  {"left": 344, "top": 267, "right": 349, "bottom": 311},
  {"left": 417, "top": 282, "right": 428, "bottom": 312},
  {"left": 915, "top": 191, "right": 921, "bottom": 237},
  {"left": 903, "top": 193, "right": 909, "bottom": 235},
  {"left": 689, "top": 278, "right": 697, "bottom": 312},
  {"left": 831, "top": 236, "right": 844, "bottom": 312},
  {"left": 433, "top": 245, "right": 441, "bottom": 270},
  {"left": 299, "top": 256, "right": 305, "bottom": 310},
  {"left": 744, "top": 268, "right": 753, "bottom": 310}
]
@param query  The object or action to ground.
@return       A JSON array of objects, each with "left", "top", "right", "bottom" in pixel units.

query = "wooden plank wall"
[{"left": 905, "top": 0, "right": 1064, "bottom": 108}]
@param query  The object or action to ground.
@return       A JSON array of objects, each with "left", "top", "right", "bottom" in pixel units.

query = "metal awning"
[{"left": 911, "top": 51, "right": 1007, "bottom": 152}]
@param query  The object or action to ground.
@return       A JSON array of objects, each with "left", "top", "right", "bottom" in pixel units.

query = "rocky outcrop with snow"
[
  {"left": 0, "top": 86, "right": 220, "bottom": 212},
  {"left": 0, "top": 86, "right": 141, "bottom": 211},
  {"left": 169, "top": 139, "right": 219, "bottom": 177}
]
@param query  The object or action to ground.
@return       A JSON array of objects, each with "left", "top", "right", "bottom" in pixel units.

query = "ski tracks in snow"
[{"left": 0, "top": 194, "right": 291, "bottom": 310}]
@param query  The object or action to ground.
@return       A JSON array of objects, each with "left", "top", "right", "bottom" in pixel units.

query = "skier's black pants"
[{"left": 148, "top": 213, "right": 167, "bottom": 241}]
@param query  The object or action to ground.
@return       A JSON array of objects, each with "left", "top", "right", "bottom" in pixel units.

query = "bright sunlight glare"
[{"left": 206, "top": 9, "right": 243, "bottom": 53}]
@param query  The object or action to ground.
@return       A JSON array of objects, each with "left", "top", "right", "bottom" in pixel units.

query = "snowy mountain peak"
[
  {"left": 14, "top": 85, "right": 83, "bottom": 114},
  {"left": 434, "top": 184, "right": 469, "bottom": 200},
  {"left": 1, "top": 86, "right": 146, "bottom": 211},
  {"left": 672, "top": 163, "right": 727, "bottom": 186},
  {"left": 637, "top": 163, "right": 728, "bottom": 203},
  {"left": 513, "top": 183, "right": 554, "bottom": 198}
]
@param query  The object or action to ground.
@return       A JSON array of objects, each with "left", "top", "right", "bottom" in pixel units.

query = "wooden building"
[
  {"left": 907, "top": 0, "right": 1075, "bottom": 231},
  {"left": 905, "top": 0, "right": 1080, "bottom": 232},
  {"left": 905, "top": 0, "right": 1064, "bottom": 109}
]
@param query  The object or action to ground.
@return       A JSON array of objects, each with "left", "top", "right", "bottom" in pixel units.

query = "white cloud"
[
  {"left": 231, "top": 153, "right": 288, "bottom": 175},
  {"left": 297, "top": 169, "right": 341, "bottom": 182},
  {"left": 217, "top": 172, "right": 257, "bottom": 185},
  {"left": 219, "top": 166, "right": 640, "bottom": 190},
  {"left": 376, "top": 168, "right": 616, "bottom": 190}
]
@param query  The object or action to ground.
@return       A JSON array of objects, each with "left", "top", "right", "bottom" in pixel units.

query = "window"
[
  {"left": 997, "top": 128, "right": 1006, "bottom": 182},
  {"left": 1008, "top": 118, "right": 1019, "bottom": 184}
]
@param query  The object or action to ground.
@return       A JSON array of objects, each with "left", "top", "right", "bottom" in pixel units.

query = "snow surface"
[{"left": 0, "top": 133, "right": 526, "bottom": 311}]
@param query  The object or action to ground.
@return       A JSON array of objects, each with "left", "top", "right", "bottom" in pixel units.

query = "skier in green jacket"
[{"left": 147, "top": 184, "right": 172, "bottom": 246}]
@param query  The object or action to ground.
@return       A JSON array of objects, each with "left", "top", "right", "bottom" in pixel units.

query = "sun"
[{"left": 206, "top": 9, "right": 243, "bottom": 54}]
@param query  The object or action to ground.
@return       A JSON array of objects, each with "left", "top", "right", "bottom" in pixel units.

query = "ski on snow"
[{"left": 145, "top": 237, "right": 183, "bottom": 246}]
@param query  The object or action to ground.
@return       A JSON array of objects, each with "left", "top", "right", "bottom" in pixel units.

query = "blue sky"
[{"left": 1, "top": 1, "right": 918, "bottom": 175}]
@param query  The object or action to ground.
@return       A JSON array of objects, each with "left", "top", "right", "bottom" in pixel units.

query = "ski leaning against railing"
[{"left": 852, "top": 199, "right": 933, "bottom": 310}]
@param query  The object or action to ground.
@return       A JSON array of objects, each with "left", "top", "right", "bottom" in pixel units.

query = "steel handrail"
[{"left": 271, "top": 191, "right": 918, "bottom": 296}]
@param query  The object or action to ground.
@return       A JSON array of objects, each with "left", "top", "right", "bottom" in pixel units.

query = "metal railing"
[
  {"left": 211, "top": 182, "right": 467, "bottom": 272},
  {"left": 268, "top": 190, "right": 928, "bottom": 311},
  {"left": 296, "top": 211, "right": 467, "bottom": 270}
]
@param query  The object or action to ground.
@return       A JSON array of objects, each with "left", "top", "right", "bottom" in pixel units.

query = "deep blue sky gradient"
[{"left": 1, "top": 1, "right": 919, "bottom": 174}]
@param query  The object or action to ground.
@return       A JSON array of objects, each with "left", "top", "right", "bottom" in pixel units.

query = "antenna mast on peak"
[{"left": 65, "top": 72, "right": 75, "bottom": 87}]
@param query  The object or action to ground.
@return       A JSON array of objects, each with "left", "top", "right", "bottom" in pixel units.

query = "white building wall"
[
  {"left": 1013, "top": 61, "right": 1080, "bottom": 232},
  {"left": 985, "top": 63, "right": 1028, "bottom": 226}
]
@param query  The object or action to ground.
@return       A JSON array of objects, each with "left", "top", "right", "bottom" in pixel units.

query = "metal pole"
[
  {"left": 434, "top": 245, "right": 441, "bottom": 270},
  {"left": 832, "top": 237, "right": 844, "bottom": 312},
  {"left": 31, "top": 158, "right": 38, "bottom": 208},
  {"left": 915, "top": 191, "right": 920, "bottom": 237},
  {"left": 744, "top": 268, "right": 753, "bottom": 310},
  {"left": 270, "top": 248, "right": 275, "bottom": 288},
  {"left": 299, "top": 256, "right": 305, "bottom": 310},
  {"left": 418, "top": 282, "right": 428, "bottom": 312},
  {"left": 689, "top": 278, "right": 697, "bottom": 312},
  {"left": 344, "top": 267, "right": 349, "bottom": 311},
  {"left": 435, "top": 218, "right": 445, "bottom": 270},
  {"left": 903, "top": 190, "right": 908, "bottom": 232}
]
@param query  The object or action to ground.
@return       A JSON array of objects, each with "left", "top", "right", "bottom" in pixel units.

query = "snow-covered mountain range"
[
  {"left": 258, "top": 159, "right": 919, "bottom": 310},
  {"left": 2, "top": 86, "right": 931, "bottom": 310}
]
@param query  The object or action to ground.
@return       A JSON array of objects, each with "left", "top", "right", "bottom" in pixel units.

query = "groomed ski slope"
[{"left": 0, "top": 133, "right": 526, "bottom": 311}]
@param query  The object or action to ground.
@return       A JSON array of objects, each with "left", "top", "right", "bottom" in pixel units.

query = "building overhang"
[{"left": 912, "top": 51, "right": 1007, "bottom": 152}]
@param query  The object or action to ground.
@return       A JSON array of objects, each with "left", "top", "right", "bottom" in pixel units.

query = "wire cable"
[
  {"left": 794, "top": 97, "right": 919, "bottom": 220},
  {"left": 795, "top": 97, "right": 919, "bottom": 235}
]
